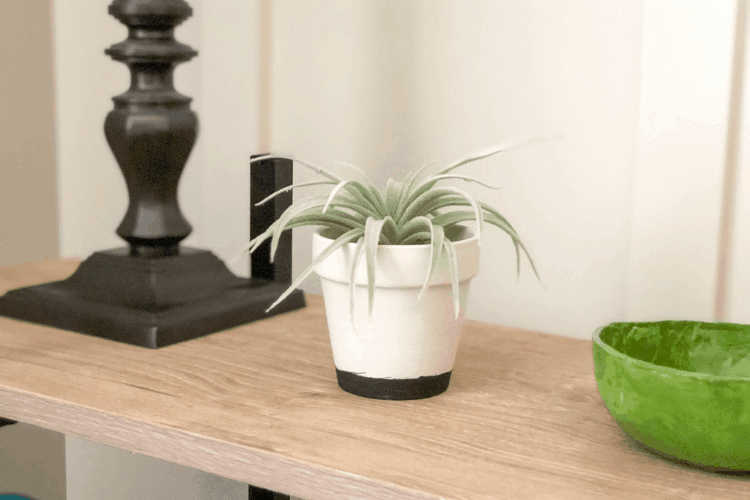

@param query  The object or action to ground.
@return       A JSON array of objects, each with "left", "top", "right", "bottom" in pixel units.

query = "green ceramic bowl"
[{"left": 593, "top": 321, "right": 750, "bottom": 470}]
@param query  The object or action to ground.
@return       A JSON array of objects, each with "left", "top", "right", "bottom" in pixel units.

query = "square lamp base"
[{"left": 0, "top": 247, "right": 305, "bottom": 348}]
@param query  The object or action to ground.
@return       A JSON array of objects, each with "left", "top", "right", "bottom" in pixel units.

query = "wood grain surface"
[{"left": 0, "top": 259, "right": 748, "bottom": 500}]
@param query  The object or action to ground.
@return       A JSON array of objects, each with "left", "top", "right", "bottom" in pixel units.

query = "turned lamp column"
[
  {"left": 0, "top": 0, "right": 305, "bottom": 348},
  {"left": 105, "top": 0, "right": 196, "bottom": 258}
]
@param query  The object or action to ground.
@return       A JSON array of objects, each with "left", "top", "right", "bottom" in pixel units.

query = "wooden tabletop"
[{"left": 0, "top": 259, "right": 748, "bottom": 500}]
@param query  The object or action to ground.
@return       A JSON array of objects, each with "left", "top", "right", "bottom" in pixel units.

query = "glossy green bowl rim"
[{"left": 592, "top": 323, "right": 750, "bottom": 382}]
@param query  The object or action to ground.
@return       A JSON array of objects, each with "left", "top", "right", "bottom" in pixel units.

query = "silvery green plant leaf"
[
  {"left": 244, "top": 141, "right": 543, "bottom": 320},
  {"left": 384, "top": 178, "right": 402, "bottom": 214},
  {"left": 364, "top": 217, "right": 388, "bottom": 321},
  {"left": 349, "top": 236, "right": 366, "bottom": 326},
  {"left": 323, "top": 180, "right": 357, "bottom": 214},
  {"left": 419, "top": 219, "right": 444, "bottom": 300},
  {"left": 442, "top": 237, "right": 460, "bottom": 319},
  {"left": 427, "top": 174, "right": 501, "bottom": 190},
  {"left": 333, "top": 160, "right": 375, "bottom": 185},
  {"left": 264, "top": 227, "right": 365, "bottom": 313},
  {"left": 251, "top": 154, "right": 342, "bottom": 182},
  {"left": 268, "top": 196, "right": 331, "bottom": 262},
  {"left": 255, "top": 180, "right": 336, "bottom": 207}
]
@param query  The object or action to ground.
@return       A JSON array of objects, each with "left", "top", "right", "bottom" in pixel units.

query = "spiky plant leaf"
[
  {"left": 268, "top": 196, "right": 329, "bottom": 262},
  {"left": 364, "top": 217, "right": 387, "bottom": 322},
  {"left": 396, "top": 215, "right": 439, "bottom": 243},
  {"left": 264, "top": 227, "right": 364, "bottom": 312},
  {"left": 398, "top": 186, "right": 483, "bottom": 246},
  {"left": 380, "top": 216, "right": 398, "bottom": 245},
  {"left": 240, "top": 206, "right": 358, "bottom": 260},
  {"left": 393, "top": 139, "right": 542, "bottom": 222},
  {"left": 342, "top": 180, "right": 386, "bottom": 217},
  {"left": 251, "top": 154, "right": 342, "bottom": 183},
  {"left": 334, "top": 161, "right": 391, "bottom": 215},
  {"left": 323, "top": 180, "right": 356, "bottom": 214},
  {"left": 384, "top": 178, "right": 402, "bottom": 214},
  {"left": 400, "top": 231, "right": 433, "bottom": 245},
  {"left": 349, "top": 236, "right": 366, "bottom": 326},
  {"left": 420, "top": 222, "right": 445, "bottom": 300},
  {"left": 435, "top": 137, "right": 548, "bottom": 177},
  {"left": 427, "top": 174, "right": 500, "bottom": 190},
  {"left": 403, "top": 159, "right": 438, "bottom": 195},
  {"left": 255, "top": 180, "right": 336, "bottom": 207},
  {"left": 442, "top": 238, "right": 460, "bottom": 319},
  {"left": 244, "top": 143, "right": 542, "bottom": 318},
  {"left": 431, "top": 209, "right": 538, "bottom": 280},
  {"left": 334, "top": 160, "right": 375, "bottom": 185}
]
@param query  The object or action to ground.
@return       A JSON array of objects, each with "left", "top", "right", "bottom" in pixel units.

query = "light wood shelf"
[{"left": 0, "top": 259, "right": 748, "bottom": 500}]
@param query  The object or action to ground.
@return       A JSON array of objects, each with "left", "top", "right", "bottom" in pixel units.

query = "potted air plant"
[{"left": 243, "top": 140, "right": 539, "bottom": 400}]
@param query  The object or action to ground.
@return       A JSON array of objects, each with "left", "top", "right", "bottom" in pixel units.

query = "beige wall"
[
  {"left": 66, "top": 437, "right": 247, "bottom": 500},
  {"left": 0, "top": 423, "right": 65, "bottom": 500},
  {"left": 0, "top": 0, "right": 59, "bottom": 266},
  {"left": 0, "top": 2, "right": 64, "bottom": 500}
]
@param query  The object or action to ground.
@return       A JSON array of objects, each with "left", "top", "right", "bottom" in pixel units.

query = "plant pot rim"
[
  {"left": 313, "top": 225, "right": 480, "bottom": 288},
  {"left": 314, "top": 225, "right": 478, "bottom": 248}
]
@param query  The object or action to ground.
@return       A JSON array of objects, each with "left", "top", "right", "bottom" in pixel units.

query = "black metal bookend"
[
  {"left": 0, "top": 417, "right": 17, "bottom": 428},
  {"left": 248, "top": 484, "right": 290, "bottom": 500},
  {"left": 0, "top": 0, "right": 304, "bottom": 348},
  {"left": 251, "top": 155, "right": 294, "bottom": 283}
]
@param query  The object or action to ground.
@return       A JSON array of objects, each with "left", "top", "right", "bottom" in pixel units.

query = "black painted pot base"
[{"left": 335, "top": 369, "right": 452, "bottom": 400}]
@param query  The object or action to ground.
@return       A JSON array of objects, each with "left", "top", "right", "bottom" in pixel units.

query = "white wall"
[
  {"left": 402, "top": 1, "right": 643, "bottom": 338},
  {"left": 727, "top": 0, "right": 750, "bottom": 324},
  {"left": 628, "top": 0, "right": 736, "bottom": 322},
  {"left": 54, "top": 0, "right": 131, "bottom": 259},
  {"left": 271, "top": 0, "right": 644, "bottom": 338},
  {"left": 191, "top": 0, "right": 260, "bottom": 277}
]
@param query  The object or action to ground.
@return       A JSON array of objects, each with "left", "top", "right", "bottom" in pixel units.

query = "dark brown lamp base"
[
  {"left": 0, "top": 248, "right": 304, "bottom": 348},
  {"left": 0, "top": 2, "right": 306, "bottom": 348}
]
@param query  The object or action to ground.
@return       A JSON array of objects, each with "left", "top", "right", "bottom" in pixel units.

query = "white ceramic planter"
[{"left": 312, "top": 226, "right": 480, "bottom": 400}]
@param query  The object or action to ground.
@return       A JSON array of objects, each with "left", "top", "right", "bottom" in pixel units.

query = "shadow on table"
[{"left": 622, "top": 434, "right": 750, "bottom": 479}]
